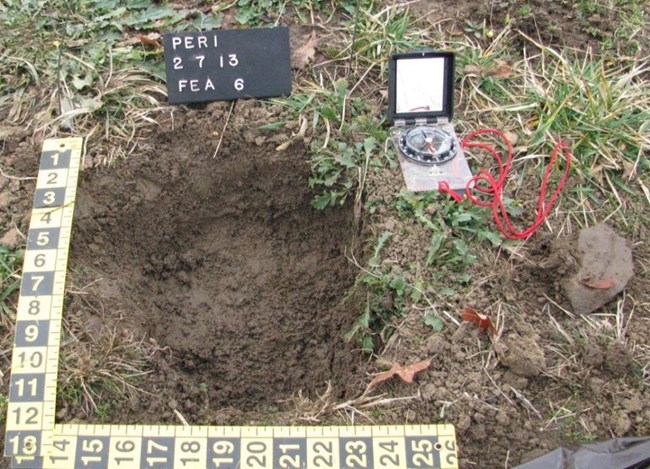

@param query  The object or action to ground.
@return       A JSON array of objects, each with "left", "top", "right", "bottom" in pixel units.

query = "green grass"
[
  {"left": 0, "top": 0, "right": 198, "bottom": 151},
  {"left": 0, "top": 393, "right": 7, "bottom": 424},
  {"left": 57, "top": 321, "right": 158, "bottom": 419},
  {"left": 0, "top": 245, "right": 23, "bottom": 317},
  {"left": 227, "top": 0, "right": 341, "bottom": 26}
]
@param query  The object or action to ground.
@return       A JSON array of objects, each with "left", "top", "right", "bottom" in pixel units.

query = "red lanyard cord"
[{"left": 438, "top": 128, "right": 572, "bottom": 241}]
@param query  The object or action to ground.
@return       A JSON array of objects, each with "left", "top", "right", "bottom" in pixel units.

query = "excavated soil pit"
[{"left": 69, "top": 109, "right": 364, "bottom": 422}]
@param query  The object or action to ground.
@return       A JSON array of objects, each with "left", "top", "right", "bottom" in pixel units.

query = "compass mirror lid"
[{"left": 387, "top": 50, "right": 455, "bottom": 125}]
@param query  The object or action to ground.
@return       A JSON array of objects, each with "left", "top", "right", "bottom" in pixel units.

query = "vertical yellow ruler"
[
  {"left": 4, "top": 138, "right": 459, "bottom": 468},
  {"left": 5, "top": 138, "right": 82, "bottom": 465}
]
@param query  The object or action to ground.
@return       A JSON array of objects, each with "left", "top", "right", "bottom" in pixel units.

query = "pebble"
[
  {"left": 0, "top": 227, "right": 21, "bottom": 248},
  {"left": 0, "top": 191, "right": 11, "bottom": 206},
  {"left": 456, "top": 414, "right": 471, "bottom": 431}
]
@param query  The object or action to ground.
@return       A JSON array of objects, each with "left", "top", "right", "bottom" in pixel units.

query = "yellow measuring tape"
[{"left": 4, "top": 138, "right": 459, "bottom": 468}]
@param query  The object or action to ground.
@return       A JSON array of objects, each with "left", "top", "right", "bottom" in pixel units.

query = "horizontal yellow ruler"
[
  {"left": 4, "top": 138, "right": 459, "bottom": 468},
  {"left": 10, "top": 424, "right": 458, "bottom": 468}
]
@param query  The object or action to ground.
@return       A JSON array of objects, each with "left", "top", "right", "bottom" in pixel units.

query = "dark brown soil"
[{"left": 67, "top": 102, "right": 366, "bottom": 423}]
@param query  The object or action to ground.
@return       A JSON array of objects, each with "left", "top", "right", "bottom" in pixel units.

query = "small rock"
[
  {"left": 564, "top": 223, "right": 634, "bottom": 314},
  {"left": 0, "top": 125, "right": 29, "bottom": 140},
  {"left": 421, "top": 383, "right": 437, "bottom": 401},
  {"left": 497, "top": 333, "right": 546, "bottom": 377},
  {"left": 521, "top": 448, "right": 548, "bottom": 464},
  {"left": 456, "top": 414, "right": 471, "bottom": 431},
  {"left": 81, "top": 155, "right": 94, "bottom": 171},
  {"left": 502, "top": 371, "right": 529, "bottom": 389},
  {"left": 425, "top": 334, "right": 447, "bottom": 355},
  {"left": 623, "top": 396, "right": 642, "bottom": 413},
  {"left": 587, "top": 377, "right": 605, "bottom": 395},
  {"left": 0, "top": 191, "right": 11, "bottom": 206},
  {"left": 583, "top": 342, "right": 605, "bottom": 367},
  {"left": 56, "top": 407, "right": 68, "bottom": 419},
  {"left": 605, "top": 342, "right": 633, "bottom": 374},
  {"left": 384, "top": 218, "right": 397, "bottom": 232},
  {"left": 128, "top": 395, "right": 140, "bottom": 411},
  {"left": 611, "top": 411, "right": 631, "bottom": 436},
  {"left": 0, "top": 227, "right": 22, "bottom": 249},
  {"left": 176, "top": 271, "right": 191, "bottom": 285},
  {"left": 496, "top": 412, "right": 510, "bottom": 426},
  {"left": 469, "top": 423, "right": 486, "bottom": 439}
]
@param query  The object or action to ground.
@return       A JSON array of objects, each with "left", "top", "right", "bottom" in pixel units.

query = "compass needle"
[{"left": 398, "top": 126, "right": 457, "bottom": 165}]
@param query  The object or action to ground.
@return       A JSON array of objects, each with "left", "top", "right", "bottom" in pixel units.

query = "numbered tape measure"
[
  {"left": 4, "top": 139, "right": 459, "bottom": 469},
  {"left": 10, "top": 424, "right": 458, "bottom": 469}
]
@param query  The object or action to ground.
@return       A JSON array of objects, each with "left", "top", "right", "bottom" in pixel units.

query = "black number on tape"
[
  {"left": 112, "top": 439, "right": 136, "bottom": 466},
  {"left": 312, "top": 441, "right": 334, "bottom": 467},
  {"left": 40, "top": 210, "right": 53, "bottom": 225},
  {"left": 11, "top": 405, "right": 40, "bottom": 425},
  {"left": 16, "top": 350, "right": 44, "bottom": 369},
  {"left": 245, "top": 441, "right": 267, "bottom": 468}
]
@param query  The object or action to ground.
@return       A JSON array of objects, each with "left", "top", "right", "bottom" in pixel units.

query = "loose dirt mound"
[{"left": 69, "top": 104, "right": 366, "bottom": 421}]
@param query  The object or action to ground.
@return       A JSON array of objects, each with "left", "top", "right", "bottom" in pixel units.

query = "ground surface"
[{"left": 1, "top": 0, "right": 649, "bottom": 468}]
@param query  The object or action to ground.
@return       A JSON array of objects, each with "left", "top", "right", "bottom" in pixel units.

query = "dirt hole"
[{"left": 71, "top": 110, "right": 364, "bottom": 420}]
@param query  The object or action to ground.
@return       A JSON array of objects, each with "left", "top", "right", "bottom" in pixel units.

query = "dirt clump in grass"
[{"left": 68, "top": 102, "right": 366, "bottom": 424}]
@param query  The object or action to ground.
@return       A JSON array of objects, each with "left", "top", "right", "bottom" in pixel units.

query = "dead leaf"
[
  {"left": 368, "top": 358, "right": 432, "bottom": 390},
  {"left": 464, "top": 62, "right": 513, "bottom": 78},
  {"left": 292, "top": 32, "right": 318, "bottom": 69},
  {"left": 580, "top": 277, "right": 617, "bottom": 290},
  {"left": 490, "top": 63, "right": 513, "bottom": 78},
  {"left": 503, "top": 131, "right": 519, "bottom": 145},
  {"left": 462, "top": 307, "right": 497, "bottom": 336},
  {"left": 524, "top": 116, "right": 539, "bottom": 132},
  {"left": 139, "top": 33, "right": 161, "bottom": 49},
  {"left": 275, "top": 140, "right": 293, "bottom": 152},
  {"left": 449, "top": 24, "right": 465, "bottom": 37},
  {"left": 463, "top": 64, "right": 482, "bottom": 75},
  {"left": 622, "top": 160, "right": 637, "bottom": 180}
]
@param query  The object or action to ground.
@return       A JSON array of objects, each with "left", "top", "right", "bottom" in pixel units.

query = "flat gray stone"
[{"left": 564, "top": 223, "right": 633, "bottom": 314}]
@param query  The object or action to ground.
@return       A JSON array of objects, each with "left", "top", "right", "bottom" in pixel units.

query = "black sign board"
[{"left": 163, "top": 27, "right": 291, "bottom": 104}]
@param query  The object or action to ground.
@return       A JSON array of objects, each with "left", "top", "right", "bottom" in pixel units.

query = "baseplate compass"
[
  {"left": 388, "top": 51, "right": 472, "bottom": 191},
  {"left": 398, "top": 126, "right": 457, "bottom": 165}
]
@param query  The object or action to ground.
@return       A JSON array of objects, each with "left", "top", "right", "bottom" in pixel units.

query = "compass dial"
[{"left": 398, "top": 126, "right": 457, "bottom": 165}]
